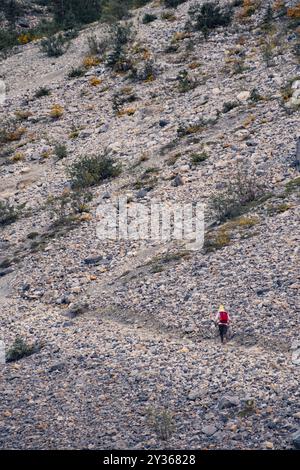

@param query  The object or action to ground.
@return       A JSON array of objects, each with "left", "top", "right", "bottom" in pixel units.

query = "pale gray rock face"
[{"left": 0, "top": 0, "right": 299, "bottom": 451}]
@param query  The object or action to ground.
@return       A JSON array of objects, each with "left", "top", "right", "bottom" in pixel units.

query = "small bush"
[
  {"left": 142, "top": 13, "right": 158, "bottom": 24},
  {"left": 68, "top": 155, "right": 122, "bottom": 189},
  {"left": 177, "top": 120, "right": 205, "bottom": 137},
  {"left": 285, "top": 177, "right": 300, "bottom": 194},
  {"left": 190, "top": 152, "right": 208, "bottom": 164},
  {"left": 187, "top": 1, "right": 233, "bottom": 38},
  {"left": 261, "top": 40, "right": 274, "bottom": 67},
  {"left": 11, "top": 151, "right": 25, "bottom": 163},
  {"left": 50, "top": 104, "right": 64, "bottom": 119},
  {"left": 6, "top": 336, "right": 39, "bottom": 363},
  {"left": 83, "top": 55, "right": 101, "bottom": 68},
  {"left": 15, "top": 110, "right": 31, "bottom": 121},
  {"left": 40, "top": 33, "right": 70, "bottom": 57},
  {"left": 100, "top": 0, "right": 142, "bottom": 23},
  {"left": 250, "top": 88, "right": 263, "bottom": 102},
  {"left": 0, "top": 123, "right": 26, "bottom": 143},
  {"left": 146, "top": 407, "right": 175, "bottom": 441},
  {"left": 130, "top": 60, "right": 157, "bottom": 82},
  {"left": 204, "top": 215, "right": 259, "bottom": 252},
  {"left": 35, "top": 86, "right": 51, "bottom": 98},
  {"left": 112, "top": 88, "right": 137, "bottom": 113},
  {"left": 106, "top": 23, "right": 133, "bottom": 71},
  {"left": 87, "top": 34, "right": 109, "bottom": 56},
  {"left": 177, "top": 69, "right": 198, "bottom": 93},
  {"left": 90, "top": 76, "right": 102, "bottom": 86},
  {"left": 0, "top": 29, "right": 18, "bottom": 53},
  {"left": 0, "top": 200, "right": 18, "bottom": 226},
  {"left": 54, "top": 143, "right": 68, "bottom": 160},
  {"left": 68, "top": 66, "right": 85, "bottom": 78},
  {"left": 287, "top": 6, "right": 300, "bottom": 19},
  {"left": 161, "top": 11, "right": 177, "bottom": 21},
  {"left": 238, "top": 0, "right": 261, "bottom": 18},
  {"left": 164, "top": 0, "right": 187, "bottom": 7},
  {"left": 261, "top": 3, "right": 274, "bottom": 31},
  {"left": 52, "top": 0, "right": 102, "bottom": 26},
  {"left": 222, "top": 101, "right": 239, "bottom": 113},
  {"left": 47, "top": 189, "right": 93, "bottom": 226},
  {"left": 204, "top": 227, "right": 231, "bottom": 252},
  {"left": 210, "top": 169, "right": 265, "bottom": 222}
]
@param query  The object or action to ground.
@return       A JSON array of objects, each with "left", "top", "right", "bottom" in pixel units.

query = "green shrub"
[
  {"left": 177, "top": 69, "right": 198, "bottom": 93},
  {"left": 47, "top": 189, "right": 92, "bottom": 226},
  {"left": 130, "top": 60, "right": 157, "bottom": 82},
  {"left": 222, "top": 101, "right": 239, "bottom": 113},
  {"left": 285, "top": 177, "right": 300, "bottom": 194},
  {"left": 112, "top": 88, "right": 137, "bottom": 113},
  {"left": 146, "top": 407, "right": 175, "bottom": 441},
  {"left": 54, "top": 143, "right": 68, "bottom": 160},
  {"left": 177, "top": 119, "right": 205, "bottom": 137},
  {"left": 99, "top": 0, "right": 151, "bottom": 23},
  {"left": 250, "top": 88, "right": 263, "bottom": 102},
  {"left": 187, "top": 1, "right": 233, "bottom": 39},
  {"left": 87, "top": 34, "right": 109, "bottom": 56},
  {"left": 190, "top": 152, "right": 208, "bottom": 164},
  {"left": 164, "top": 0, "right": 187, "bottom": 8},
  {"left": 0, "top": 200, "right": 18, "bottom": 226},
  {"left": 35, "top": 86, "right": 51, "bottom": 98},
  {"left": 261, "top": 3, "right": 274, "bottom": 31},
  {"left": 68, "top": 155, "right": 122, "bottom": 188},
  {"left": 106, "top": 23, "right": 133, "bottom": 71},
  {"left": 0, "top": 28, "right": 18, "bottom": 53},
  {"left": 0, "top": 0, "right": 23, "bottom": 27},
  {"left": 101, "top": 0, "right": 131, "bottom": 23},
  {"left": 6, "top": 336, "right": 39, "bottom": 363},
  {"left": 204, "top": 227, "right": 231, "bottom": 252},
  {"left": 27, "top": 231, "right": 40, "bottom": 240},
  {"left": 142, "top": 13, "right": 158, "bottom": 24},
  {"left": 52, "top": 0, "right": 102, "bottom": 27},
  {"left": 68, "top": 66, "right": 85, "bottom": 78},
  {"left": 210, "top": 169, "right": 265, "bottom": 222},
  {"left": 40, "top": 33, "right": 70, "bottom": 57}
]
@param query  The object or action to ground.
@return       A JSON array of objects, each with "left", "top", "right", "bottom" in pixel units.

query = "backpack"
[{"left": 219, "top": 311, "right": 228, "bottom": 324}]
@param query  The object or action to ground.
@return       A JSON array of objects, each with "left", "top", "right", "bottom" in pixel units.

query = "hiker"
[{"left": 215, "top": 305, "right": 230, "bottom": 344}]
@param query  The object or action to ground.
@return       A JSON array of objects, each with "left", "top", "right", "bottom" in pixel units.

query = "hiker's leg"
[
  {"left": 223, "top": 325, "right": 228, "bottom": 343},
  {"left": 219, "top": 325, "right": 224, "bottom": 343}
]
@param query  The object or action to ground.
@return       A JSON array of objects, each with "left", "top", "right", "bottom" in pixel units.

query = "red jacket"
[{"left": 215, "top": 311, "right": 230, "bottom": 325}]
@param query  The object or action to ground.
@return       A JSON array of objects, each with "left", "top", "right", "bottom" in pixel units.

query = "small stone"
[
  {"left": 237, "top": 91, "right": 251, "bottom": 101},
  {"left": 172, "top": 174, "right": 184, "bottom": 187},
  {"left": 63, "top": 302, "right": 88, "bottom": 319},
  {"left": 202, "top": 425, "right": 217, "bottom": 436},
  {"left": 84, "top": 256, "right": 103, "bottom": 266},
  {"left": 264, "top": 441, "right": 274, "bottom": 449},
  {"left": 292, "top": 80, "right": 300, "bottom": 90},
  {"left": 136, "top": 189, "right": 148, "bottom": 199},
  {"left": 218, "top": 396, "right": 240, "bottom": 410},
  {"left": 48, "top": 363, "right": 66, "bottom": 373}
]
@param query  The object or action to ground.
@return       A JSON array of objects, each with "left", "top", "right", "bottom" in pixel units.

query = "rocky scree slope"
[{"left": 0, "top": 0, "right": 300, "bottom": 450}]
